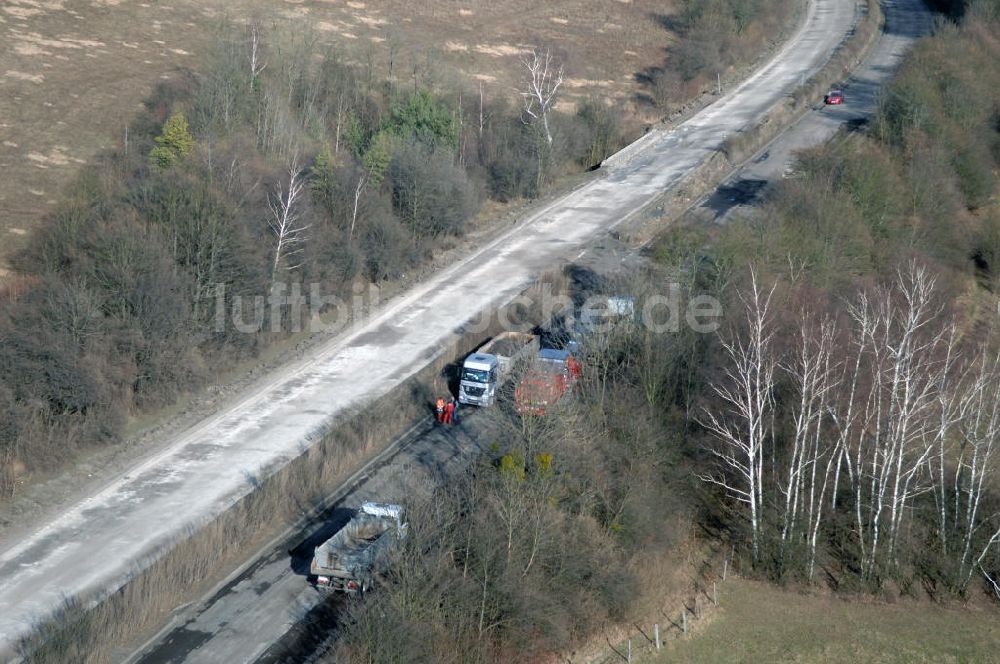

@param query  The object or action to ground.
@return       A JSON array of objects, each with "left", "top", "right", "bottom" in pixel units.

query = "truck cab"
[{"left": 459, "top": 353, "right": 499, "bottom": 406}]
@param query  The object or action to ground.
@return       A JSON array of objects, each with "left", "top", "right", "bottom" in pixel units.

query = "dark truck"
[{"left": 309, "top": 502, "right": 406, "bottom": 594}]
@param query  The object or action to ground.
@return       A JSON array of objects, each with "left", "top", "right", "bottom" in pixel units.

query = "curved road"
[
  {"left": 0, "top": 0, "right": 922, "bottom": 657},
  {"left": 125, "top": 0, "right": 934, "bottom": 660},
  {"left": 697, "top": 0, "right": 933, "bottom": 219}
]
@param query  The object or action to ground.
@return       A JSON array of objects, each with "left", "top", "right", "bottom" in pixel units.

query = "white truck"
[
  {"left": 566, "top": 295, "right": 636, "bottom": 355},
  {"left": 458, "top": 331, "right": 539, "bottom": 406},
  {"left": 309, "top": 502, "right": 406, "bottom": 594}
]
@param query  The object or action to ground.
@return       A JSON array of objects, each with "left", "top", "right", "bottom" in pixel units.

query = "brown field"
[{"left": 0, "top": 0, "right": 677, "bottom": 276}]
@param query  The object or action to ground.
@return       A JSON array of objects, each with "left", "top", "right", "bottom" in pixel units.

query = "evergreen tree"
[{"left": 150, "top": 112, "right": 194, "bottom": 170}]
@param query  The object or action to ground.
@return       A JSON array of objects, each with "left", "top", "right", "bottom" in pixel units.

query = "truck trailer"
[
  {"left": 309, "top": 502, "right": 406, "bottom": 594},
  {"left": 514, "top": 348, "right": 581, "bottom": 416}
]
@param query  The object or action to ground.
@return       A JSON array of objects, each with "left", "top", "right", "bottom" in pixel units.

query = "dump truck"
[
  {"left": 458, "top": 331, "right": 539, "bottom": 406},
  {"left": 514, "top": 348, "right": 581, "bottom": 416},
  {"left": 310, "top": 502, "right": 406, "bottom": 594}
]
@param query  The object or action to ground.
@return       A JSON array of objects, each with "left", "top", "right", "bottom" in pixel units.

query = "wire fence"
[{"left": 589, "top": 550, "right": 734, "bottom": 664}]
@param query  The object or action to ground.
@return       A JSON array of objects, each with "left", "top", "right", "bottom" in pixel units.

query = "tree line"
[
  {"left": 328, "top": 2, "right": 1000, "bottom": 661},
  {"left": 0, "top": 20, "right": 633, "bottom": 498},
  {"left": 692, "top": 0, "right": 1000, "bottom": 593},
  {"left": 0, "top": 0, "right": 806, "bottom": 498},
  {"left": 638, "top": 0, "right": 797, "bottom": 107},
  {"left": 702, "top": 265, "right": 1000, "bottom": 593}
]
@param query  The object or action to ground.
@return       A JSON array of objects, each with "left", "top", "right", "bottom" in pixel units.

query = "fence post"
[
  {"left": 628, "top": 638, "right": 632, "bottom": 663},
  {"left": 713, "top": 581, "right": 718, "bottom": 606},
  {"left": 723, "top": 557, "right": 728, "bottom": 581},
  {"left": 682, "top": 610, "right": 687, "bottom": 635},
  {"left": 655, "top": 623, "right": 661, "bottom": 650}
]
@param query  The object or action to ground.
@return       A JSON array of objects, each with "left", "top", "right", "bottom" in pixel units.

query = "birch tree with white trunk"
[
  {"left": 268, "top": 158, "right": 309, "bottom": 285},
  {"left": 246, "top": 19, "right": 267, "bottom": 83},
  {"left": 837, "top": 264, "right": 953, "bottom": 577},
  {"left": 780, "top": 315, "right": 840, "bottom": 579},
  {"left": 701, "top": 262, "right": 1000, "bottom": 588},
  {"left": 519, "top": 48, "right": 564, "bottom": 147},
  {"left": 699, "top": 270, "right": 776, "bottom": 561},
  {"left": 951, "top": 347, "right": 1000, "bottom": 591}
]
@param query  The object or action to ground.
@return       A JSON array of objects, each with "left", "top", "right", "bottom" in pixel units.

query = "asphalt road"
[
  {"left": 128, "top": 411, "right": 498, "bottom": 664},
  {"left": 0, "top": 0, "right": 882, "bottom": 656},
  {"left": 695, "top": 0, "right": 932, "bottom": 220},
  {"left": 120, "top": 0, "right": 937, "bottom": 659}
]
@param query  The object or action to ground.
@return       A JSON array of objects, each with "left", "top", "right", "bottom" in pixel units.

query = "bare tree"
[
  {"left": 334, "top": 95, "right": 348, "bottom": 155},
  {"left": 698, "top": 270, "right": 776, "bottom": 561},
  {"left": 246, "top": 19, "right": 267, "bottom": 83},
  {"left": 694, "top": 262, "right": 1000, "bottom": 586},
  {"left": 253, "top": 27, "right": 319, "bottom": 160},
  {"left": 634, "top": 328, "right": 673, "bottom": 411},
  {"left": 478, "top": 80, "right": 488, "bottom": 139},
  {"left": 831, "top": 264, "right": 958, "bottom": 577},
  {"left": 519, "top": 48, "right": 564, "bottom": 147},
  {"left": 349, "top": 158, "right": 384, "bottom": 239},
  {"left": 780, "top": 314, "right": 840, "bottom": 579},
  {"left": 267, "top": 158, "right": 309, "bottom": 284},
  {"left": 926, "top": 325, "right": 966, "bottom": 555},
  {"left": 951, "top": 348, "right": 1000, "bottom": 590},
  {"left": 349, "top": 172, "right": 367, "bottom": 240}
]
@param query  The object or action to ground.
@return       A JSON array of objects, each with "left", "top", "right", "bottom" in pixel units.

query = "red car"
[{"left": 825, "top": 89, "right": 845, "bottom": 105}]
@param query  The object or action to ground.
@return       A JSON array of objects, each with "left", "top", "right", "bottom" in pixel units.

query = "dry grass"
[
  {"left": 591, "top": 546, "right": 1000, "bottom": 664},
  {"left": 0, "top": 0, "right": 681, "bottom": 276},
  {"left": 0, "top": 0, "right": 223, "bottom": 276},
  {"left": 642, "top": 578, "right": 1000, "bottom": 663},
  {"left": 292, "top": 0, "right": 675, "bottom": 105}
]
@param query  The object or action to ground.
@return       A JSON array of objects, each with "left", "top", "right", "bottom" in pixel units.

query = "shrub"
[
  {"left": 149, "top": 112, "right": 194, "bottom": 170},
  {"left": 361, "top": 210, "right": 412, "bottom": 281},
  {"left": 389, "top": 140, "right": 480, "bottom": 238}
]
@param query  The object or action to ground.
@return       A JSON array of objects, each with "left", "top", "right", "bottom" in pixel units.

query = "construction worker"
[
  {"left": 443, "top": 398, "right": 455, "bottom": 425},
  {"left": 436, "top": 397, "right": 445, "bottom": 423},
  {"left": 451, "top": 397, "right": 461, "bottom": 425}
]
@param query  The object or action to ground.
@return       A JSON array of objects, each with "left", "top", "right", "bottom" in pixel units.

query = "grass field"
[
  {"left": 0, "top": 0, "right": 219, "bottom": 278},
  {"left": 649, "top": 579, "right": 1000, "bottom": 663},
  {"left": 0, "top": 0, "right": 678, "bottom": 277},
  {"left": 292, "top": 0, "right": 677, "bottom": 105}
]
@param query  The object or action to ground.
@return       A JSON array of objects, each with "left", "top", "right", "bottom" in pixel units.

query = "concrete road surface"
[
  {"left": 0, "top": 0, "right": 879, "bottom": 656},
  {"left": 119, "top": 0, "right": 933, "bottom": 659},
  {"left": 695, "top": 0, "right": 932, "bottom": 221}
]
